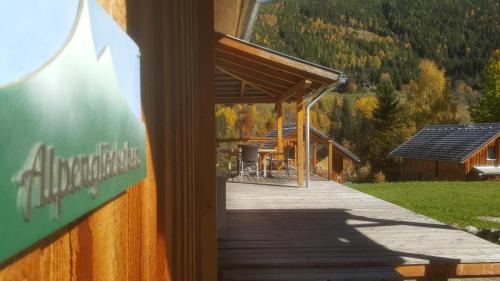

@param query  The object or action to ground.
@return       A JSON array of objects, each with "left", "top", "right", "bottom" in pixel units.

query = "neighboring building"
[
  {"left": 264, "top": 124, "right": 360, "bottom": 183},
  {"left": 390, "top": 123, "right": 500, "bottom": 181}
]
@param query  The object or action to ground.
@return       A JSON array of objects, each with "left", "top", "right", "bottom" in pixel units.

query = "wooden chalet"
[
  {"left": 390, "top": 123, "right": 500, "bottom": 181},
  {"left": 263, "top": 124, "right": 360, "bottom": 183},
  {"left": 4, "top": 1, "right": 500, "bottom": 281},
  {"left": 215, "top": 32, "right": 344, "bottom": 186}
]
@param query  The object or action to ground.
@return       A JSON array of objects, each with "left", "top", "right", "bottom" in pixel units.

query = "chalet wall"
[
  {"left": 464, "top": 136, "right": 500, "bottom": 174},
  {"left": 0, "top": 0, "right": 217, "bottom": 280},
  {"left": 438, "top": 161, "right": 468, "bottom": 180},
  {"left": 402, "top": 136, "right": 499, "bottom": 181},
  {"left": 402, "top": 158, "right": 466, "bottom": 181}
]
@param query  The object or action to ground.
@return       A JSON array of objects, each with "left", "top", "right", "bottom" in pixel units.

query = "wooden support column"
[
  {"left": 312, "top": 143, "right": 317, "bottom": 169},
  {"left": 328, "top": 140, "right": 333, "bottom": 181},
  {"left": 296, "top": 92, "right": 305, "bottom": 186},
  {"left": 276, "top": 102, "right": 283, "bottom": 158},
  {"left": 129, "top": 0, "right": 217, "bottom": 280},
  {"left": 496, "top": 139, "right": 500, "bottom": 167}
]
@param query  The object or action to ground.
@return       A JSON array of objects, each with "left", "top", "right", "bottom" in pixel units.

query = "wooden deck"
[{"left": 218, "top": 181, "right": 500, "bottom": 281}]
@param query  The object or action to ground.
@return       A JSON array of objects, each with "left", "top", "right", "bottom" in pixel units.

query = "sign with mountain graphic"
[{"left": 0, "top": 0, "right": 146, "bottom": 263}]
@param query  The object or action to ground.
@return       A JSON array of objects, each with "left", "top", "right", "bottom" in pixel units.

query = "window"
[{"left": 487, "top": 147, "right": 496, "bottom": 160}]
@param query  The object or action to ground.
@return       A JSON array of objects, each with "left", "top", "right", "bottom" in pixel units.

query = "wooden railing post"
[
  {"left": 328, "top": 140, "right": 333, "bottom": 181},
  {"left": 312, "top": 142, "right": 317, "bottom": 170},
  {"left": 496, "top": 139, "right": 500, "bottom": 167},
  {"left": 296, "top": 92, "right": 304, "bottom": 186},
  {"left": 277, "top": 102, "right": 283, "bottom": 159}
]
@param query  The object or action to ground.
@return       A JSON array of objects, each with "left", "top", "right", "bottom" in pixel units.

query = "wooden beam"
[
  {"left": 277, "top": 102, "right": 283, "bottom": 159},
  {"left": 216, "top": 56, "right": 296, "bottom": 89},
  {"left": 216, "top": 67, "right": 282, "bottom": 97},
  {"left": 215, "top": 33, "right": 340, "bottom": 83},
  {"left": 217, "top": 66, "right": 288, "bottom": 94},
  {"left": 279, "top": 79, "right": 312, "bottom": 102},
  {"left": 496, "top": 139, "right": 499, "bottom": 167},
  {"left": 215, "top": 48, "right": 304, "bottom": 83},
  {"left": 216, "top": 94, "right": 269, "bottom": 100},
  {"left": 216, "top": 137, "right": 275, "bottom": 143},
  {"left": 216, "top": 97, "right": 277, "bottom": 104},
  {"left": 395, "top": 263, "right": 500, "bottom": 279},
  {"left": 197, "top": 1, "right": 217, "bottom": 276},
  {"left": 240, "top": 81, "right": 245, "bottom": 97},
  {"left": 216, "top": 49, "right": 326, "bottom": 92},
  {"left": 312, "top": 142, "right": 317, "bottom": 168},
  {"left": 328, "top": 140, "right": 333, "bottom": 181},
  {"left": 296, "top": 92, "right": 305, "bottom": 187}
]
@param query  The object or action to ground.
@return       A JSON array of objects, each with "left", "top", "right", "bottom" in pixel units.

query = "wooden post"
[
  {"left": 276, "top": 102, "right": 283, "bottom": 159},
  {"left": 328, "top": 140, "right": 333, "bottom": 181},
  {"left": 496, "top": 139, "right": 500, "bottom": 167},
  {"left": 296, "top": 92, "right": 305, "bottom": 186},
  {"left": 312, "top": 142, "right": 317, "bottom": 169},
  {"left": 130, "top": 0, "right": 217, "bottom": 279}
]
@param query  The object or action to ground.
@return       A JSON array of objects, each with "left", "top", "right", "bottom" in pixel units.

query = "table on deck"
[{"left": 219, "top": 181, "right": 500, "bottom": 281}]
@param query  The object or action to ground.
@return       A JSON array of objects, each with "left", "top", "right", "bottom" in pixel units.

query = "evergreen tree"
[
  {"left": 368, "top": 106, "right": 416, "bottom": 180},
  {"left": 339, "top": 97, "right": 355, "bottom": 142},
  {"left": 328, "top": 97, "right": 342, "bottom": 141},
  {"left": 372, "top": 73, "right": 399, "bottom": 131},
  {"left": 367, "top": 73, "right": 400, "bottom": 175},
  {"left": 470, "top": 50, "right": 500, "bottom": 122}
]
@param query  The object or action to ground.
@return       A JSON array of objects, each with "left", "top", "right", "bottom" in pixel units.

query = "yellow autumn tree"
[
  {"left": 215, "top": 106, "right": 237, "bottom": 138},
  {"left": 355, "top": 96, "right": 378, "bottom": 118},
  {"left": 407, "top": 59, "right": 457, "bottom": 129},
  {"left": 236, "top": 105, "right": 258, "bottom": 138}
]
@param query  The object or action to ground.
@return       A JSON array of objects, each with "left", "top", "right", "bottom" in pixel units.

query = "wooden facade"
[
  {"left": 0, "top": 0, "right": 217, "bottom": 280},
  {"left": 401, "top": 136, "right": 500, "bottom": 181}
]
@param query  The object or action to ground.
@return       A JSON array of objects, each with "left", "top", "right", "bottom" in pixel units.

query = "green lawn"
[{"left": 347, "top": 181, "right": 500, "bottom": 230}]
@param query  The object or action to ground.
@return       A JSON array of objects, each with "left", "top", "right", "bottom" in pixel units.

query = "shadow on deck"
[{"left": 218, "top": 182, "right": 500, "bottom": 281}]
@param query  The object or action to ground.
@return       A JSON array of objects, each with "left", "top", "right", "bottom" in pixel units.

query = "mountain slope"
[{"left": 251, "top": 0, "right": 500, "bottom": 88}]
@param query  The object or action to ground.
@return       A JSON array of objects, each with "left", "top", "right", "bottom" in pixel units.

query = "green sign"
[{"left": 0, "top": 0, "right": 146, "bottom": 263}]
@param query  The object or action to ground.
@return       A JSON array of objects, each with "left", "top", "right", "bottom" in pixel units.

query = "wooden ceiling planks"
[
  {"left": 216, "top": 68, "right": 281, "bottom": 97},
  {"left": 214, "top": 32, "right": 342, "bottom": 104}
]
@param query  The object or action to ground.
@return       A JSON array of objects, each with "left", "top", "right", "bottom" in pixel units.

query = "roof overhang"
[
  {"left": 215, "top": 32, "right": 342, "bottom": 104},
  {"left": 474, "top": 166, "right": 500, "bottom": 176}
]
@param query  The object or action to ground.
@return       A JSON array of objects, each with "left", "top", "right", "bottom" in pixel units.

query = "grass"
[{"left": 347, "top": 181, "right": 500, "bottom": 230}]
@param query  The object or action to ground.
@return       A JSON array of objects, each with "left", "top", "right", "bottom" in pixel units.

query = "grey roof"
[
  {"left": 264, "top": 124, "right": 360, "bottom": 162},
  {"left": 390, "top": 123, "right": 500, "bottom": 163}
]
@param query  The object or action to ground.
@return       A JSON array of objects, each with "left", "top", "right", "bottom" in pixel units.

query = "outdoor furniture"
[
  {"left": 239, "top": 144, "right": 260, "bottom": 180},
  {"left": 267, "top": 146, "right": 293, "bottom": 176},
  {"left": 256, "top": 148, "right": 275, "bottom": 177}
]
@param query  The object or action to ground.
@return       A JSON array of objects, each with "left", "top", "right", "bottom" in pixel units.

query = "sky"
[{"left": 0, "top": 0, "right": 141, "bottom": 119}]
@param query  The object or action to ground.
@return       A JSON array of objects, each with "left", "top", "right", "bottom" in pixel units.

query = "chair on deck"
[{"left": 239, "top": 144, "right": 259, "bottom": 180}]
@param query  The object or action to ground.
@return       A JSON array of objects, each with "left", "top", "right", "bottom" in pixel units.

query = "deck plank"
[{"left": 218, "top": 181, "right": 500, "bottom": 280}]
